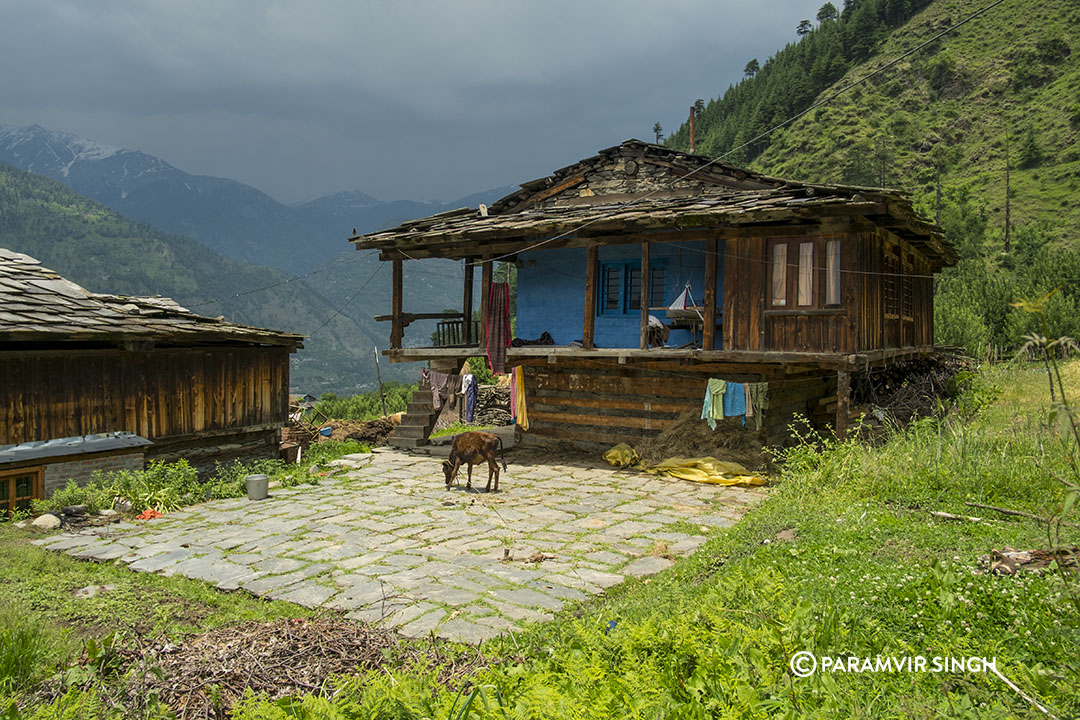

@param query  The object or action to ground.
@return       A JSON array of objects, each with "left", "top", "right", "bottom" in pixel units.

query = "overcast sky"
[{"left": 0, "top": 1, "right": 815, "bottom": 204}]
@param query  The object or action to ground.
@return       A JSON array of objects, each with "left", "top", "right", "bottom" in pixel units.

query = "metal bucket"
[{"left": 244, "top": 474, "right": 270, "bottom": 501}]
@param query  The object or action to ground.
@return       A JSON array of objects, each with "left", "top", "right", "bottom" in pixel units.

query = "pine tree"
[
  {"left": 744, "top": 59, "right": 760, "bottom": 78},
  {"left": 653, "top": 122, "right": 664, "bottom": 143}
]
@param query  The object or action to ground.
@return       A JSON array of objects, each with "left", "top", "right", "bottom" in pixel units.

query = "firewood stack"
[{"left": 474, "top": 385, "right": 512, "bottom": 426}]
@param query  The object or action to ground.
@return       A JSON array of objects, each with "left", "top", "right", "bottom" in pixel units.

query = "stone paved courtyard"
[{"left": 33, "top": 448, "right": 765, "bottom": 643}]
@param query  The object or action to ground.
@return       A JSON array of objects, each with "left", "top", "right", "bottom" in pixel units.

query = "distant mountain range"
[
  {"left": 0, "top": 122, "right": 516, "bottom": 395},
  {"left": 0, "top": 122, "right": 514, "bottom": 272}
]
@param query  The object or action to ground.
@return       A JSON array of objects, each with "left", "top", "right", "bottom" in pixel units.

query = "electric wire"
[{"left": 462, "top": 0, "right": 1007, "bottom": 267}]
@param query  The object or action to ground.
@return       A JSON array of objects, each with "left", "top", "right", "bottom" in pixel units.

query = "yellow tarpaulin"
[
  {"left": 602, "top": 443, "right": 766, "bottom": 487},
  {"left": 602, "top": 442, "right": 639, "bottom": 467},
  {"left": 644, "top": 456, "right": 766, "bottom": 487}
]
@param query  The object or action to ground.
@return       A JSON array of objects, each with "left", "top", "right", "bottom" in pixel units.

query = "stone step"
[
  {"left": 387, "top": 435, "right": 426, "bottom": 448},
  {"left": 393, "top": 424, "right": 428, "bottom": 439},
  {"left": 407, "top": 401, "right": 434, "bottom": 415}
]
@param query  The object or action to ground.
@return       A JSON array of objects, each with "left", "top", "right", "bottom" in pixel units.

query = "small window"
[
  {"left": 826, "top": 239, "right": 841, "bottom": 305},
  {"left": 600, "top": 261, "right": 666, "bottom": 315},
  {"left": 770, "top": 243, "right": 787, "bottom": 306},
  {"left": 797, "top": 242, "right": 814, "bottom": 306},
  {"left": 884, "top": 251, "right": 900, "bottom": 316},
  {"left": 602, "top": 266, "right": 622, "bottom": 313},
  {"left": 1, "top": 468, "right": 43, "bottom": 515},
  {"left": 627, "top": 266, "right": 667, "bottom": 310}
]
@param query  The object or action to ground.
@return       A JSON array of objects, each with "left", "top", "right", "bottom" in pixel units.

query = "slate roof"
[
  {"left": 0, "top": 431, "right": 152, "bottom": 465},
  {"left": 352, "top": 139, "right": 956, "bottom": 270},
  {"left": 0, "top": 249, "right": 303, "bottom": 347}
]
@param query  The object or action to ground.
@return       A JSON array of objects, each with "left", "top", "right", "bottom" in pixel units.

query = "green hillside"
[
  {"left": 0, "top": 163, "right": 394, "bottom": 393},
  {"left": 667, "top": 0, "right": 1080, "bottom": 356}
]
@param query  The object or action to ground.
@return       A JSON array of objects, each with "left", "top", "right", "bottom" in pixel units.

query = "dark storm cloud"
[{"left": 0, "top": 0, "right": 815, "bottom": 202}]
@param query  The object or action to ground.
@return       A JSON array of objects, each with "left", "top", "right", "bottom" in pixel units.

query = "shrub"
[
  {"left": 31, "top": 479, "right": 109, "bottom": 515},
  {"left": 95, "top": 460, "right": 201, "bottom": 513}
]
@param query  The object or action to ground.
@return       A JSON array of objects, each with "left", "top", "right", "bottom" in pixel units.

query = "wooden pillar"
[
  {"left": 703, "top": 236, "right": 718, "bottom": 350},
  {"left": 836, "top": 370, "right": 850, "bottom": 439},
  {"left": 480, "top": 256, "right": 493, "bottom": 348},
  {"left": 583, "top": 244, "right": 598, "bottom": 349},
  {"left": 391, "top": 258, "right": 403, "bottom": 350},
  {"left": 463, "top": 257, "right": 475, "bottom": 345},
  {"left": 640, "top": 241, "right": 651, "bottom": 350}
]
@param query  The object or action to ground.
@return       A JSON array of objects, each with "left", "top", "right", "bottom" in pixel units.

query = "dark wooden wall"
[
  {"left": 0, "top": 346, "right": 291, "bottom": 448},
  {"left": 722, "top": 228, "right": 935, "bottom": 354},
  {"left": 518, "top": 358, "right": 709, "bottom": 449}
]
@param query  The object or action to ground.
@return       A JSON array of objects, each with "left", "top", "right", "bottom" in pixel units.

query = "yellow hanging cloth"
[{"left": 514, "top": 366, "right": 529, "bottom": 431}]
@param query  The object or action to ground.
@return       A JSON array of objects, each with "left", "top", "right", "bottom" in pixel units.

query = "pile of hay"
[{"left": 635, "top": 409, "right": 767, "bottom": 470}]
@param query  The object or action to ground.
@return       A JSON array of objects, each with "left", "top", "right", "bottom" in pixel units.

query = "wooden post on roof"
[
  {"left": 836, "top": 370, "right": 850, "bottom": 439},
  {"left": 480, "top": 256, "right": 493, "bottom": 350},
  {"left": 463, "top": 257, "right": 474, "bottom": 345},
  {"left": 391, "top": 258, "right": 404, "bottom": 350},
  {"left": 703, "top": 235, "right": 718, "bottom": 350},
  {"left": 640, "top": 241, "right": 651, "bottom": 350},
  {"left": 584, "top": 244, "right": 598, "bottom": 349}
]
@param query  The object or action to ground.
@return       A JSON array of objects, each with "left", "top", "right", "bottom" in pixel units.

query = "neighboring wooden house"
[
  {"left": 0, "top": 249, "right": 303, "bottom": 486},
  {"left": 350, "top": 140, "right": 956, "bottom": 449}
]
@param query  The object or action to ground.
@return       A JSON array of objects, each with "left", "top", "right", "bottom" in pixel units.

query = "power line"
[
  {"left": 463, "top": 0, "right": 1008, "bottom": 266},
  {"left": 307, "top": 262, "right": 385, "bottom": 338},
  {"left": 188, "top": 249, "right": 380, "bottom": 309}
]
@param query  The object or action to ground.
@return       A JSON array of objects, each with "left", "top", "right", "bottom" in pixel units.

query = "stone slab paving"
[{"left": 32, "top": 449, "right": 765, "bottom": 643}]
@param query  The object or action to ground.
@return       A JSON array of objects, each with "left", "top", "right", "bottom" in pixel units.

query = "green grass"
[
  {"left": 430, "top": 423, "right": 497, "bottom": 439},
  {"left": 230, "top": 361, "right": 1080, "bottom": 718},
  {"left": 6, "top": 362, "right": 1080, "bottom": 718}
]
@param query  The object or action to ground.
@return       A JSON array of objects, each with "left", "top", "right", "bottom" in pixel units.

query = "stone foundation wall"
[{"left": 43, "top": 450, "right": 146, "bottom": 497}]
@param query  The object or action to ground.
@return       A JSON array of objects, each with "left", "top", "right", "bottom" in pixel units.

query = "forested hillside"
[
  {"left": 0, "top": 163, "right": 412, "bottom": 393},
  {"left": 667, "top": 0, "right": 1080, "bottom": 356}
]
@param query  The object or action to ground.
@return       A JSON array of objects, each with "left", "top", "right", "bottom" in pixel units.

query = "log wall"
[{"left": 0, "top": 346, "right": 291, "bottom": 469}]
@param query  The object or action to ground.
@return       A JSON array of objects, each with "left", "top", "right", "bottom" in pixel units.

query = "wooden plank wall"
[
  {"left": 0, "top": 346, "right": 291, "bottom": 445},
  {"left": 517, "top": 358, "right": 708, "bottom": 448}
]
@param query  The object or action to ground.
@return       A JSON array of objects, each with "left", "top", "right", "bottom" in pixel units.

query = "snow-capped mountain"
[{"left": 0, "top": 122, "right": 517, "bottom": 273}]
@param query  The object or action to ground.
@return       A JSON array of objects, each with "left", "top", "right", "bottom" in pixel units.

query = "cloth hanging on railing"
[
  {"left": 420, "top": 368, "right": 460, "bottom": 411},
  {"left": 460, "top": 373, "right": 477, "bottom": 423},
  {"left": 485, "top": 282, "right": 511, "bottom": 374},
  {"left": 511, "top": 366, "right": 528, "bottom": 430}
]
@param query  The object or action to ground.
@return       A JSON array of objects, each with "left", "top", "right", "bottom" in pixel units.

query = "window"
[
  {"left": 770, "top": 243, "right": 787, "bottom": 306},
  {"left": 627, "top": 266, "right": 667, "bottom": 311},
  {"left": 797, "top": 242, "right": 814, "bottom": 306},
  {"left": 826, "top": 239, "right": 841, "bottom": 306},
  {"left": 602, "top": 265, "right": 622, "bottom": 312},
  {"left": 884, "top": 250, "right": 900, "bottom": 316},
  {"left": 1, "top": 467, "right": 43, "bottom": 516},
  {"left": 599, "top": 261, "right": 666, "bottom": 315},
  {"left": 769, "top": 237, "right": 844, "bottom": 311}
]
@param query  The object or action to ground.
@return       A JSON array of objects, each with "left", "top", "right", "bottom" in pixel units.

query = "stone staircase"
[{"left": 386, "top": 388, "right": 439, "bottom": 449}]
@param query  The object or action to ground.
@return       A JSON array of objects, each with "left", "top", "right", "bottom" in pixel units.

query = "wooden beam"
[
  {"left": 640, "top": 241, "right": 650, "bottom": 350},
  {"left": 583, "top": 244, "right": 598, "bottom": 349},
  {"left": 463, "top": 257, "right": 474, "bottom": 345},
  {"left": 480, "top": 256, "right": 493, "bottom": 351},
  {"left": 835, "top": 370, "right": 850, "bottom": 438},
  {"left": 391, "top": 259, "right": 403, "bottom": 350},
  {"left": 703, "top": 236, "right": 718, "bottom": 350}
]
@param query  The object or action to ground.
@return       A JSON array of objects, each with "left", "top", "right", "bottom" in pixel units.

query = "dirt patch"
[
  {"left": 320, "top": 417, "right": 398, "bottom": 446},
  {"left": 49, "top": 619, "right": 502, "bottom": 719},
  {"left": 635, "top": 409, "right": 768, "bottom": 471}
]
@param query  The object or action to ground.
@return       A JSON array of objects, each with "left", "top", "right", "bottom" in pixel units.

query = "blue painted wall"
[{"left": 516, "top": 241, "right": 722, "bottom": 349}]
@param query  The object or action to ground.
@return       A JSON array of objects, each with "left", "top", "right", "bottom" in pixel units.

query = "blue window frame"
[{"left": 599, "top": 261, "right": 666, "bottom": 315}]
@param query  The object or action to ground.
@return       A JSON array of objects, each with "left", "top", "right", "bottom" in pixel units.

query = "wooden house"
[
  {"left": 350, "top": 140, "right": 956, "bottom": 449},
  {"left": 0, "top": 249, "right": 303, "bottom": 485}
]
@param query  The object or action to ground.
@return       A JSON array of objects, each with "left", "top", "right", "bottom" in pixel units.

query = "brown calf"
[{"left": 441, "top": 431, "right": 507, "bottom": 492}]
